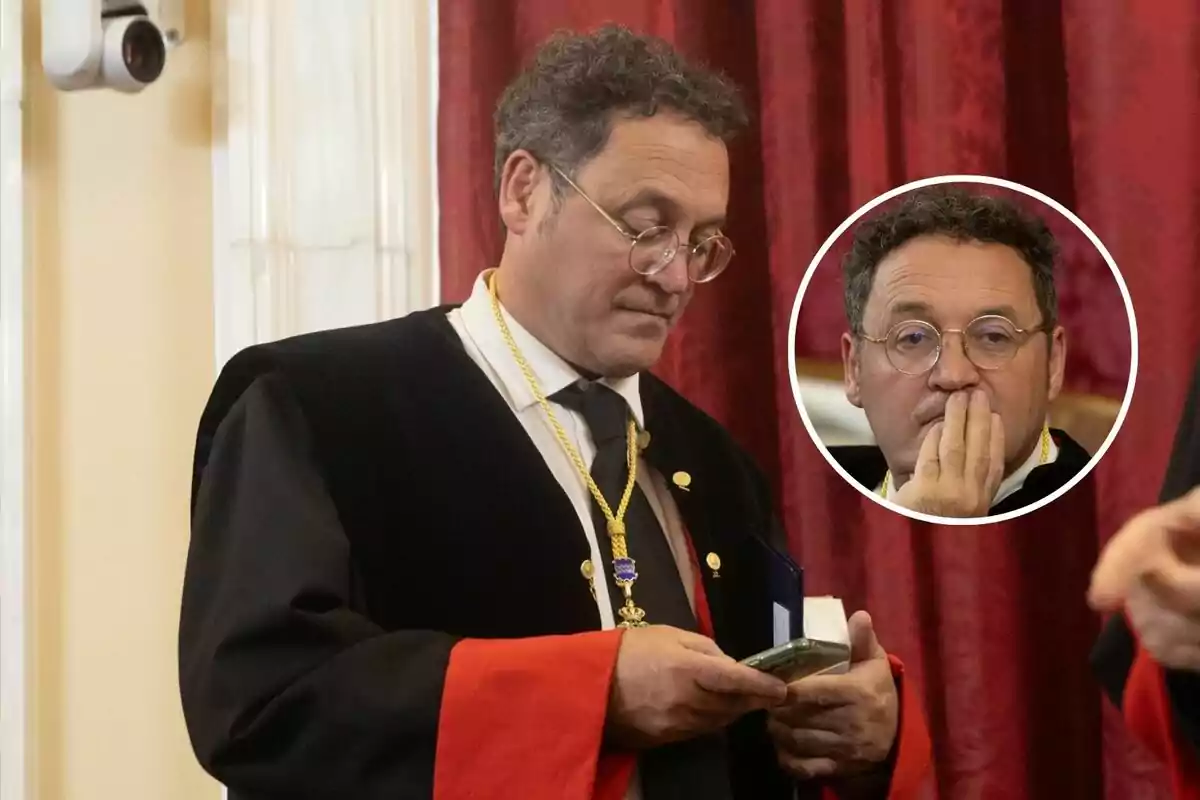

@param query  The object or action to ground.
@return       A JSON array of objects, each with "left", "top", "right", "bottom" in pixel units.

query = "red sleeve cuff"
[
  {"left": 433, "top": 631, "right": 636, "bottom": 800},
  {"left": 1124, "top": 637, "right": 1200, "bottom": 799},
  {"left": 884, "top": 654, "right": 933, "bottom": 799}
]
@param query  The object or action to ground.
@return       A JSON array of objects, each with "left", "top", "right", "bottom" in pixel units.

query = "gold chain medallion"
[{"left": 487, "top": 273, "right": 648, "bottom": 627}]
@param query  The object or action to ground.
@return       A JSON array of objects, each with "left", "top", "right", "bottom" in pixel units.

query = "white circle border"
[{"left": 785, "top": 174, "right": 1140, "bottom": 527}]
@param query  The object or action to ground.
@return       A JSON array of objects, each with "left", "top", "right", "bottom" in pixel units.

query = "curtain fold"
[{"left": 439, "top": 2, "right": 1200, "bottom": 797}]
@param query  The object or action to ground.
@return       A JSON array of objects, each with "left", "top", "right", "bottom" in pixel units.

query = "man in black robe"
[
  {"left": 1089, "top": 356, "right": 1200, "bottom": 795},
  {"left": 178, "top": 25, "right": 931, "bottom": 800},
  {"left": 827, "top": 187, "right": 1091, "bottom": 518}
]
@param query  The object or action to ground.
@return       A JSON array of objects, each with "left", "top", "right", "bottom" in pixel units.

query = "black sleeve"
[{"left": 179, "top": 371, "right": 459, "bottom": 799}]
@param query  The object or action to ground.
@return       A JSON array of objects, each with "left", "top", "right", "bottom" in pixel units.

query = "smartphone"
[{"left": 739, "top": 637, "right": 851, "bottom": 682}]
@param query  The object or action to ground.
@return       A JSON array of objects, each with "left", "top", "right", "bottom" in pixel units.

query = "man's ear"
[
  {"left": 497, "top": 150, "right": 544, "bottom": 236},
  {"left": 1046, "top": 325, "right": 1067, "bottom": 402},
  {"left": 842, "top": 332, "right": 864, "bottom": 408}
]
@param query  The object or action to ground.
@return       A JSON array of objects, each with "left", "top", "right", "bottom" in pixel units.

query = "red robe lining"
[{"left": 1122, "top": 616, "right": 1200, "bottom": 799}]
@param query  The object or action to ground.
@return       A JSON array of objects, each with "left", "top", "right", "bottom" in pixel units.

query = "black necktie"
[
  {"left": 553, "top": 381, "right": 733, "bottom": 800},
  {"left": 552, "top": 381, "right": 696, "bottom": 631}
]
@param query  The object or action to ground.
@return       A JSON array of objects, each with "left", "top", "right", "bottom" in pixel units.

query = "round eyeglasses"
[
  {"left": 621, "top": 225, "right": 734, "bottom": 283},
  {"left": 860, "top": 315, "right": 1046, "bottom": 376},
  {"left": 553, "top": 166, "right": 735, "bottom": 283}
]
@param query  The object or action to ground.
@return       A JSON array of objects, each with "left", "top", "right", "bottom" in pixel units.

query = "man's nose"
[
  {"left": 644, "top": 248, "right": 691, "bottom": 295},
  {"left": 928, "top": 332, "right": 981, "bottom": 392}
]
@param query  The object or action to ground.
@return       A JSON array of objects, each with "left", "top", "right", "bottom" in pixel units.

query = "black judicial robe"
[
  {"left": 1092, "top": 361, "right": 1200, "bottom": 797},
  {"left": 179, "top": 307, "right": 932, "bottom": 800},
  {"left": 829, "top": 428, "right": 1092, "bottom": 515}
]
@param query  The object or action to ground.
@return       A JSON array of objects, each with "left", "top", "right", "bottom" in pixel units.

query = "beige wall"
[{"left": 24, "top": 0, "right": 219, "bottom": 796}]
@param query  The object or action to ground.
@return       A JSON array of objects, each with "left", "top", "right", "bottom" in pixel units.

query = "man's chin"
[
  {"left": 593, "top": 337, "right": 667, "bottom": 378},
  {"left": 879, "top": 443, "right": 919, "bottom": 483}
]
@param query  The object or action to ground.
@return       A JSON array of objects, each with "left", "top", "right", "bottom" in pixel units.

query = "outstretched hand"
[{"left": 1089, "top": 486, "right": 1200, "bottom": 671}]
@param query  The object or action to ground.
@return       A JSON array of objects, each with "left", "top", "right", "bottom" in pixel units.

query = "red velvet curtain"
[{"left": 438, "top": 3, "right": 1200, "bottom": 798}]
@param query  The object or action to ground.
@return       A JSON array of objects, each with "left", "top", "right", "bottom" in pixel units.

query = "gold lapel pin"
[
  {"left": 637, "top": 430, "right": 651, "bottom": 451},
  {"left": 580, "top": 559, "right": 596, "bottom": 599},
  {"left": 672, "top": 471, "right": 692, "bottom": 492},
  {"left": 706, "top": 552, "right": 721, "bottom": 578}
]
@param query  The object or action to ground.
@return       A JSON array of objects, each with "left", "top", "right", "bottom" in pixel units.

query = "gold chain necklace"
[
  {"left": 880, "top": 424, "right": 1052, "bottom": 500},
  {"left": 487, "top": 274, "right": 649, "bottom": 628}
]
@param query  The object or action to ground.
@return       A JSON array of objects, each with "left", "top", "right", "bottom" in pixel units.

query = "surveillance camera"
[{"left": 43, "top": 0, "right": 185, "bottom": 93}]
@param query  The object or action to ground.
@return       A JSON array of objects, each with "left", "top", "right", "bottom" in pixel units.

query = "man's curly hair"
[
  {"left": 493, "top": 24, "right": 748, "bottom": 197},
  {"left": 842, "top": 186, "right": 1059, "bottom": 335}
]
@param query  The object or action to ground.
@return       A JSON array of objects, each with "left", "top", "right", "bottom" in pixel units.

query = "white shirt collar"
[{"left": 457, "top": 270, "right": 646, "bottom": 427}]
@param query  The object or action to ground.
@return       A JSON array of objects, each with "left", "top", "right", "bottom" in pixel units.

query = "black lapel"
[
  {"left": 1090, "top": 615, "right": 1137, "bottom": 709},
  {"left": 989, "top": 429, "right": 1092, "bottom": 515},
  {"left": 395, "top": 310, "right": 603, "bottom": 633},
  {"left": 827, "top": 445, "right": 888, "bottom": 492},
  {"left": 639, "top": 376, "right": 736, "bottom": 647}
]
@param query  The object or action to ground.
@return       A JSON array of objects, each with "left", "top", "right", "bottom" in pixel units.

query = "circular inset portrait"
[{"left": 787, "top": 176, "right": 1137, "bottom": 525}]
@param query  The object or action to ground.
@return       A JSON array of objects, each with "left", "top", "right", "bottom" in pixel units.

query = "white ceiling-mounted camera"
[{"left": 43, "top": 0, "right": 185, "bottom": 93}]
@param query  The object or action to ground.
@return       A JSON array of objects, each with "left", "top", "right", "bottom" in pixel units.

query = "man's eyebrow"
[
  {"left": 886, "top": 301, "right": 934, "bottom": 318},
  {"left": 614, "top": 188, "right": 679, "bottom": 218},
  {"left": 975, "top": 305, "right": 1022, "bottom": 321},
  {"left": 884, "top": 302, "right": 1030, "bottom": 325}
]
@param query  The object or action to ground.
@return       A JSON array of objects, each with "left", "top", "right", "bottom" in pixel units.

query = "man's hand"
[
  {"left": 606, "top": 626, "right": 788, "bottom": 749},
  {"left": 767, "top": 611, "right": 899, "bottom": 782},
  {"left": 892, "top": 389, "right": 1004, "bottom": 517},
  {"left": 1089, "top": 485, "right": 1200, "bottom": 671}
]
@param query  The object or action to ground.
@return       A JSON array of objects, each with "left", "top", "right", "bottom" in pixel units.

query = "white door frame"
[
  {"left": 211, "top": 0, "right": 440, "bottom": 370},
  {"left": 0, "top": 0, "right": 29, "bottom": 796}
]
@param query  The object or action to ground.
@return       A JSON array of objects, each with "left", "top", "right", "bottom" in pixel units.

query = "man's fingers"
[
  {"left": 1168, "top": 487, "right": 1200, "bottom": 561},
  {"left": 963, "top": 390, "right": 992, "bottom": 485},
  {"left": 913, "top": 421, "right": 943, "bottom": 483},
  {"left": 848, "top": 610, "right": 886, "bottom": 664},
  {"left": 692, "top": 656, "right": 788, "bottom": 702},
  {"left": 1089, "top": 527, "right": 1149, "bottom": 609},
  {"left": 1140, "top": 562, "right": 1200, "bottom": 617},
  {"left": 1090, "top": 495, "right": 1200, "bottom": 609},
  {"left": 772, "top": 702, "right": 857, "bottom": 733},
  {"left": 985, "top": 412, "right": 1005, "bottom": 497},
  {"left": 777, "top": 754, "right": 839, "bottom": 781},
  {"left": 689, "top": 684, "right": 776, "bottom": 721},
  {"left": 1126, "top": 581, "right": 1200, "bottom": 669},
  {"left": 767, "top": 717, "right": 851, "bottom": 758},
  {"left": 776, "top": 674, "right": 859, "bottom": 718},
  {"left": 939, "top": 392, "right": 969, "bottom": 475}
]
